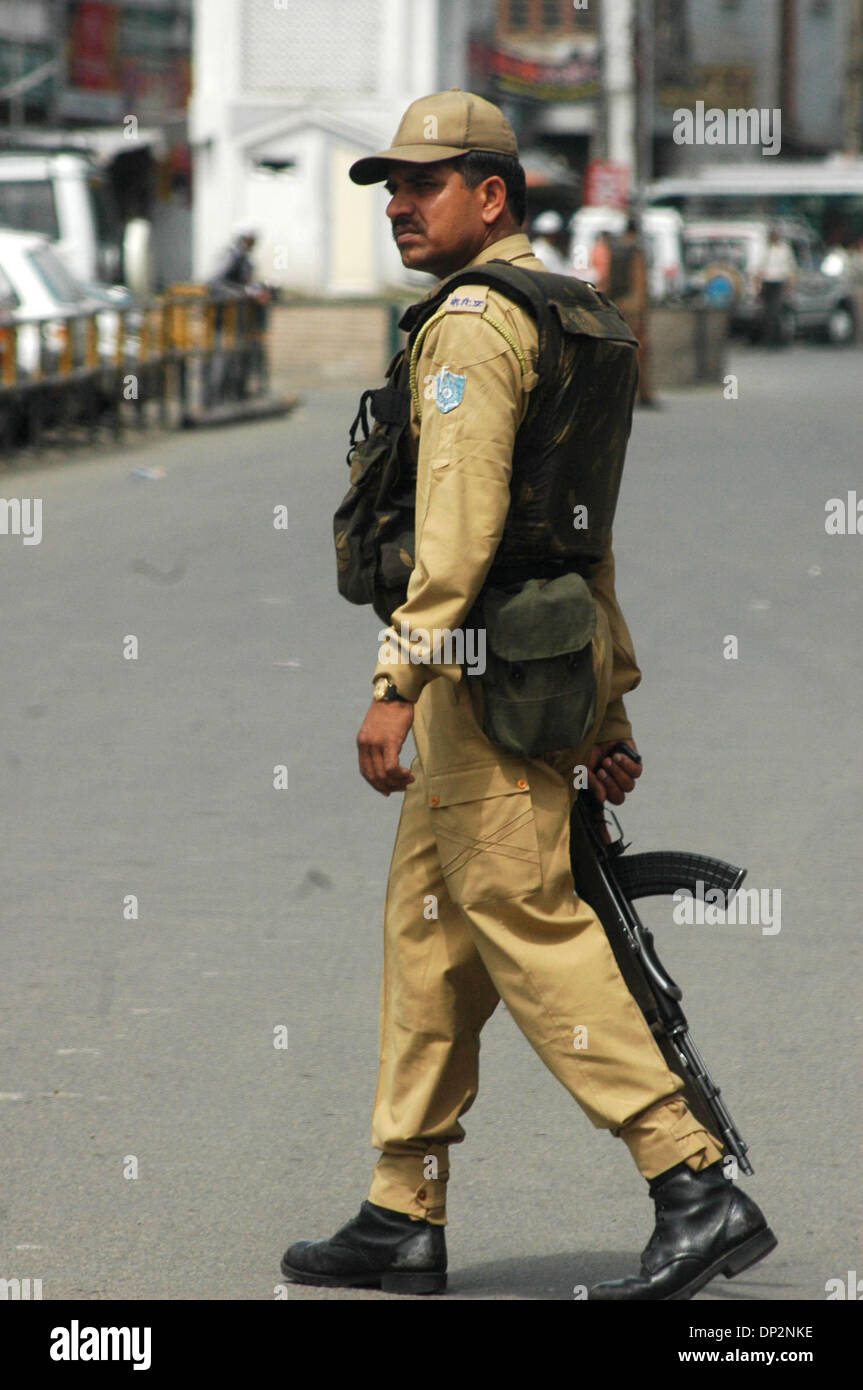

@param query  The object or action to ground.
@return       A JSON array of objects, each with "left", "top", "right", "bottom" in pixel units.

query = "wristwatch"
[{"left": 373, "top": 676, "right": 408, "bottom": 703}]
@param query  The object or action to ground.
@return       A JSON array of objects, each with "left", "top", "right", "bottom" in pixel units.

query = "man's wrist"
[
  {"left": 372, "top": 656, "right": 428, "bottom": 702},
  {"left": 373, "top": 675, "right": 410, "bottom": 703}
]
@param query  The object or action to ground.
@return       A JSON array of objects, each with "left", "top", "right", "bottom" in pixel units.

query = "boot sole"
[
  {"left": 668, "top": 1225, "right": 779, "bottom": 1301},
  {"left": 280, "top": 1259, "right": 447, "bottom": 1296}
]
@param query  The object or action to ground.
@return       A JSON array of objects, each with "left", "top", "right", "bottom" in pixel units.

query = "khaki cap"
[{"left": 349, "top": 89, "right": 519, "bottom": 185}]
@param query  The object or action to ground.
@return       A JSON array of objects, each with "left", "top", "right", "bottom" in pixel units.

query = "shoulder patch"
[
  {"left": 444, "top": 287, "right": 488, "bottom": 315},
  {"left": 434, "top": 365, "right": 465, "bottom": 413}
]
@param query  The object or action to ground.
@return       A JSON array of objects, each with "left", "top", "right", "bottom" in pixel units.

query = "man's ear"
[{"left": 479, "top": 174, "right": 509, "bottom": 226}]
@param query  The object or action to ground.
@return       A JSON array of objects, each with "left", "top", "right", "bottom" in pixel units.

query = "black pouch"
[
  {"left": 472, "top": 572, "right": 597, "bottom": 757},
  {"left": 334, "top": 427, "right": 390, "bottom": 607},
  {"left": 333, "top": 361, "right": 415, "bottom": 623}
]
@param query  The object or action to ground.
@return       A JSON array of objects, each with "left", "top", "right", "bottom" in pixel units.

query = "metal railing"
[{"left": 0, "top": 286, "right": 272, "bottom": 457}]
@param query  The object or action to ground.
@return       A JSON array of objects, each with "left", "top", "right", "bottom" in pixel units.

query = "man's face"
[{"left": 384, "top": 161, "right": 500, "bottom": 279}]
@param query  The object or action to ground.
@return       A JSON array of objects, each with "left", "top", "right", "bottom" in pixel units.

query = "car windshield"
[
  {"left": 683, "top": 237, "right": 750, "bottom": 271},
  {"left": 0, "top": 179, "right": 60, "bottom": 238},
  {"left": 27, "top": 244, "right": 86, "bottom": 304}
]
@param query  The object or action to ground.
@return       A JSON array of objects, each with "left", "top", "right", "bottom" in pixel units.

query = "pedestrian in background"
[
  {"left": 608, "top": 216, "right": 657, "bottom": 407},
  {"left": 209, "top": 221, "right": 262, "bottom": 294},
  {"left": 530, "top": 209, "right": 572, "bottom": 275},
  {"left": 590, "top": 228, "right": 613, "bottom": 293},
  {"left": 755, "top": 227, "right": 797, "bottom": 346},
  {"left": 206, "top": 221, "right": 270, "bottom": 403}
]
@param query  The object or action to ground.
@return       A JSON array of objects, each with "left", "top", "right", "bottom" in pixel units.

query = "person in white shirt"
[
  {"left": 530, "top": 210, "right": 573, "bottom": 276},
  {"left": 757, "top": 229, "right": 797, "bottom": 345}
]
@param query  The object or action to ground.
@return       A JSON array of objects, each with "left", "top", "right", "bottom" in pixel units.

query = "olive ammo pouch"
[
  {"left": 469, "top": 572, "right": 598, "bottom": 757},
  {"left": 333, "top": 351, "right": 415, "bottom": 626}
]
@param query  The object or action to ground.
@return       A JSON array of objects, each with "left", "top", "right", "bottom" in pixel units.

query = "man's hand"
[
  {"left": 357, "top": 700, "right": 415, "bottom": 795},
  {"left": 586, "top": 740, "right": 642, "bottom": 845},
  {"left": 588, "top": 740, "right": 642, "bottom": 807}
]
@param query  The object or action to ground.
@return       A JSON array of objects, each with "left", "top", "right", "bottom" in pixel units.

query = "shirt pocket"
[{"left": 426, "top": 761, "right": 542, "bottom": 907}]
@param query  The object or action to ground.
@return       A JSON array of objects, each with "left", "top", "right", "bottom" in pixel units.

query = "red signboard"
[
  {"left": 469, "top": 38, "right": 600, "bottom": 102},
  {"left": 68, "top": 1, "right": 120, "bottom": 92},
  {"left": 582, "top": 160, "right": 631, "bottom": 209}
]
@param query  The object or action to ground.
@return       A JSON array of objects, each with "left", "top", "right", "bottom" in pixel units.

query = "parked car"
[
  {"left": 569, "top": 206, "right": 686, "bottom": 302},
  {"left": 0, "top": 228, "right": 133, "bottom": 378},
  {"left": 681, "top": 217, "right": 857, "bottom": 345}
]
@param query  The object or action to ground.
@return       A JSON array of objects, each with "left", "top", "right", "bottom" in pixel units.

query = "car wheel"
[{"left": 826, "top": 303, "right": 856, "bottom": 346}]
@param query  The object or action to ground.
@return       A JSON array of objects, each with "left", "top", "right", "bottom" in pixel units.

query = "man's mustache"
[{"left": 392, "top": 221, "right": 422, "bottom": 238}]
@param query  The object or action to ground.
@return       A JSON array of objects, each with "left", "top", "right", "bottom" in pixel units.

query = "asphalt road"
[{"left": 1, "top": 342, "right": 861, "bottom": 1301}]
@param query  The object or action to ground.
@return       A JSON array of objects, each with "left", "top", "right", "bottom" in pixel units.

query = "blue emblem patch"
[{"left": 434, "top": 367, "right": 466, "bottom": 413}]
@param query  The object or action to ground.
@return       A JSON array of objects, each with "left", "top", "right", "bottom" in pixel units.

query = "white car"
[
  {"left": 0, "top": 228, "right": 130, "bottom": 378},
  {"left": 680, "top": 218, "right": 857, "bottom": 344},
  {"left": 568, "top": 206, "right": 686, "bottom": 302}
]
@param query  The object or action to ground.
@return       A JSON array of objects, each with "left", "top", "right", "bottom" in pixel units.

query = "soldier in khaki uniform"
[{"left": 282, "top": 91, "right": 775, "bottom": 1300}]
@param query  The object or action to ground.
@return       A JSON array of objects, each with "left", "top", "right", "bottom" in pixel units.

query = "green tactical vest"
[{"left": 333, "top": 259, "right": 639, "bottom": 627}]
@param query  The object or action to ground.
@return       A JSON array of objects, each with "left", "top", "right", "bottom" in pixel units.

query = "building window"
[{"left": 499, "top": 0, "right": 592, "bottom": 35}]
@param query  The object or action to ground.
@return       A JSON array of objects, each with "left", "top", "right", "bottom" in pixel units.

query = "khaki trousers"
[{"left": 368, "top": 606, "right": 723, "bottom": 1223}]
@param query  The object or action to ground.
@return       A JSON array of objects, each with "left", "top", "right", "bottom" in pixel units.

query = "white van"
[{"left": 0, "top": 151, "right": 121, "bottom": 287}]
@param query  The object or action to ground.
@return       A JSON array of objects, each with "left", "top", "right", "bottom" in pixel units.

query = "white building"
[{"left": 190, "top": 0, "right": 469, "bottom": 295}]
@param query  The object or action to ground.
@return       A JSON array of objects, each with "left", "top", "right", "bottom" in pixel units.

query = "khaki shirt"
[{"left": 373, "top": 231, "right": 640, "bottom": 743}]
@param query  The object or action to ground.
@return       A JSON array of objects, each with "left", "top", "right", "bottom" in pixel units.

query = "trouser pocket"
[{"left": 427, "top": 762, "right": 543, "bottom": 906}]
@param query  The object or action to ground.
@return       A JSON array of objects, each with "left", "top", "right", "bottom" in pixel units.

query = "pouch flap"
[
  {"left": 550, "top": 300, "right": 638, "bottom": 346},
  {"left": 483, "top": 573, "right": 596, "bottom": 661},
  {"left": 427, "top": 761, "right": 530, "bottom": 809}
]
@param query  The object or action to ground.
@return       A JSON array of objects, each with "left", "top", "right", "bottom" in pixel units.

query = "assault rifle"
[{"left": 569, "top": 751, "right": 754, "bottom": 1175}]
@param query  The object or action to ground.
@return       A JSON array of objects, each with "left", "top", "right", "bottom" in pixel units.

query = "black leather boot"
[
  {"left": 589, "top": 1161, "right": 777, "bottom": 1301},
  {"left": 280, "top": 1200, "right": 447, "bottom": 1295}
]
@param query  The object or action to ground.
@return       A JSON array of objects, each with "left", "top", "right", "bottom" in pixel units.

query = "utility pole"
[
  {"left": 846, "top": 0, "right": 863, "bottom": 156},
  {"left": 600, "top": 0, "right": 637, "bottom": 177},
  {"left": 636, "top": 0, "right": 655, "bottom": 226}
]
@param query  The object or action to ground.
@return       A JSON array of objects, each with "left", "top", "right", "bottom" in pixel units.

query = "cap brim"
[{"left": 349, "top": 143, "right": 471, "bottom": 185}]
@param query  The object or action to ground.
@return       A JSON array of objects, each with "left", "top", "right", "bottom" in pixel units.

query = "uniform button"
[
  {"left": 417, "top": 1188, "right": 427, "bottom": 1200},
  {"left": 429, "top": 795, "right": 440, "bottom": 806},
  {"left": 517, "top": 778, "right": 528, "bottom": 790}
]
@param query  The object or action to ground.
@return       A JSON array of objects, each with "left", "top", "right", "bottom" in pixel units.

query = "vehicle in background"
[
  {"left": 0, "top": 150, "right": 123, "bottom": 288},
  {"left": 0, "top": 228, "right": 134, "bottom": 378},
  {"left": 648, "top": 158, "right": 863, "bottom": 250},
  {"left": 681, "top": 217, "right": 857, "bottom": 345},
  {"left": 569, "top": 206, "right": 685, "bottom": 302}
]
